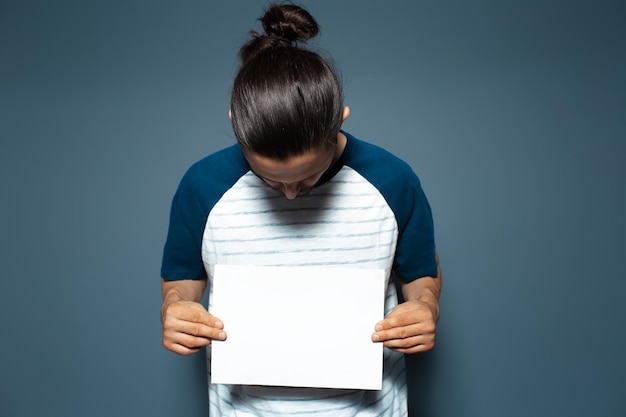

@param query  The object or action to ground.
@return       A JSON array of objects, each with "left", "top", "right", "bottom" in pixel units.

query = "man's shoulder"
[
  {"left": 181, "top": 144, "right": 249, "bottom": 189},
  {"left": 343, "top": 132, "right": 419, "bottom": 188}
]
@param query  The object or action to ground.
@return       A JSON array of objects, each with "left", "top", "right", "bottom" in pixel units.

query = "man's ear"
[{"left": 341, "top": 106, "right": 351, "bottom": 123}]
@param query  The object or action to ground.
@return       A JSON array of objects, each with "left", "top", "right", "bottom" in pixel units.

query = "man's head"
[{"left": 229, "top": 4, "right": 344, "bottom": 161}]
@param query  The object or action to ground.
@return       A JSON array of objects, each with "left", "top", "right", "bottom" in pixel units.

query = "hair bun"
[
  {"left": 260, "top": 4, "right": 319, "bottom": 42},
  {"left": 238, "top": 4, "right": 320, "bottom": 64}
]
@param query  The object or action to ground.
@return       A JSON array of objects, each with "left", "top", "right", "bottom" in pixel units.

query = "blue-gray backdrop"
[{"left": 1, "top": 0, "right": 624, "bottom": 416}]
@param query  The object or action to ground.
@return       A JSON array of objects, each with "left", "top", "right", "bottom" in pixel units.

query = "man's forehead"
[{"left": 244, "top": 146, "right": 334, "bottom": 182}]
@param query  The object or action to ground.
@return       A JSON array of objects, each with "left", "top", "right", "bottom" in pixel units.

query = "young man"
[{"left": 161, "top": 4, "right": 441, "bottom": 416}]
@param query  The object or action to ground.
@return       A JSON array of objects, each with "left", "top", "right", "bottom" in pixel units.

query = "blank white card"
[{"left": 210, "top": 264, "right": 385, "bottom": 390}]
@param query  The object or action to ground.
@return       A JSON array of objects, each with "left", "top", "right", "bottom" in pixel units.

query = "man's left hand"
[{"left": 371, "top": 299, "right": 437, "bottom": 354}]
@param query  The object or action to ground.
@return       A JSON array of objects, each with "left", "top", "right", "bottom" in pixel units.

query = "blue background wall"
[{"left": 1, "top": 1, "right": 624, "bottom": 416}]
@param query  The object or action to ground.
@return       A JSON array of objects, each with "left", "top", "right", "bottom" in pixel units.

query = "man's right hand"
[
  {"left": 161, "top": 300, "right": 227, "bottom": 355},
  {"left": 161, "top": 278, "right": 226, "bottom": 355}
]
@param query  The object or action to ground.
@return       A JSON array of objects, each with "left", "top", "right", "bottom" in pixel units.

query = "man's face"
[{"left": 243, "top": 143, "right": 336, "bottom": 200}]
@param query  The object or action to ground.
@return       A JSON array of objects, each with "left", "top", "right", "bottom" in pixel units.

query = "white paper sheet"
[{"left": 210, "top": 264, "right": 385, "bottom": 390}]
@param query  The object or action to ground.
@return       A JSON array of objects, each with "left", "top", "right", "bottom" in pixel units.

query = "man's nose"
[{"left": 282, "top": 183, "right": 300, "bottom": 199}]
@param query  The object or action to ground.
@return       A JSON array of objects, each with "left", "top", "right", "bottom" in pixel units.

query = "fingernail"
[
  {"left": 215, "top": 321, "right": 223, "bottom": 329},
  {"left": 372, "top": 333, "right": 380, "bottom": 342},
  {"left": 375, "top": 324, "right": 383, "bottom": 331},
  {"left": 218, "top": 331, "right": 226, "bottom": 340}
]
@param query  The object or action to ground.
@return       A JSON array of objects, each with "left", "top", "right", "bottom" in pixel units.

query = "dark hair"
[{"left": 230, "top": 4, "right": 344, "bottom": 160}]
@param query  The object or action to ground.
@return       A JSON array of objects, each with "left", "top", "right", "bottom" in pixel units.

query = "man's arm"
[
  {"left": 161, "top": 278, "right": 227, "bottom": 355},
  {"left": 371, "top": 254, "right": 441, "bottom": 354}
]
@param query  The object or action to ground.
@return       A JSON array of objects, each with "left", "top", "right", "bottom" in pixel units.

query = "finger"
[
  {"left": 377, "top": 309, "right": 434, "bottom": 331},
  {"left": 168, "top": 303, "right": 223, "bottom": 327},
  {"left": 389, "top": 337, "right": 436, "bottom": 353},
  {"left": 164, "top": 340, "right": 204, "bottom": 356},
  {"left": 373, "top": 320, "right": 436, "bottom": 342},
  {"left": 165, "top": 330, "right": 213, "bottom": 349},
  {"left": 163, "top": 327, "right": 216, "bottom": 355},
  {"left": 381, "top": 333, "right": 436, "bottom": 353},
  {"left": 165, "top": 317, "right": 227, "bottom": 341},
  {"left": 162, "top": 312, "right": 227, "bottom": 341}
]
